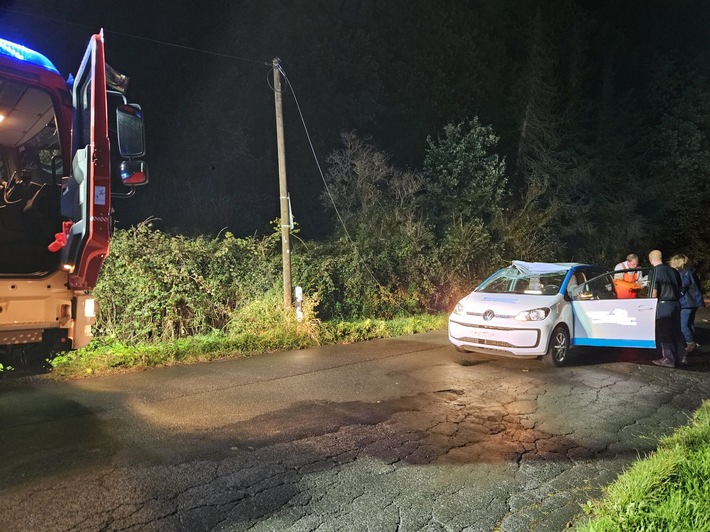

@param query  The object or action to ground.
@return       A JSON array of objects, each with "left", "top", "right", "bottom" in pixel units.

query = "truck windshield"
[
  {"left": 0, "top": 77, "right": 62, "bottom": 274},
  {"left": 0, "top": 79, "right": 61, "bottom": 184}
]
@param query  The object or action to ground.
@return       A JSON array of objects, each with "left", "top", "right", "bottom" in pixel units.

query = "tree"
[
  {"left": 422, "top": 118, "right": 507, "bottom": 237},
  {"left": 320, "top": 133, "right": 438, "bottom": 316},
  {"left": 640, "top": 55, "right": 710, "bottom": 256}
]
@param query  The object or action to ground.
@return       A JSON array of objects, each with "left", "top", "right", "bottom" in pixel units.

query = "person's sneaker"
[
  {"left": 680, "top": 355, "right": 688, "bottom": 365},
  {"left": 685, "top": 342, "right": 697, "bottom": 354},
  {"left": 652, "top": 358, "right": 675, "bottom": 368}
]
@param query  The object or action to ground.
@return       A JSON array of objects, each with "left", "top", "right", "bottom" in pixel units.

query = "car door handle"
[{"left": 636, "top": 306, "right": 655, "bottom": 311}]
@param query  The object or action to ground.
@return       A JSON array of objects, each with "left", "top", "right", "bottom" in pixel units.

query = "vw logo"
[{"left": 483, "top": 310, "right": 495, "bottom": 321}]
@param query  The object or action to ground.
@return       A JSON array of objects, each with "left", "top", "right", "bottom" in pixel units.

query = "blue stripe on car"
[{"left": 572, "top": 338, "right": 655, "bottom": 348}]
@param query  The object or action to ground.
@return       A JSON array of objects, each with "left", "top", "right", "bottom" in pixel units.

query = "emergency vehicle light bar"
[{"left": 0, "top": 37, "right": 60, "bottom": 74}]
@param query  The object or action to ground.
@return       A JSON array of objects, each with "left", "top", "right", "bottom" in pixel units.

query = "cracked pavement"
[{"left": 1, "top": 309, "right": 710, "bottom": 531}]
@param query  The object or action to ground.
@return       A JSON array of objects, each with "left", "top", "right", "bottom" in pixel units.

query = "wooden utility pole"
[{"left": 273, "top": 58, "right": 292, "bottom": 307}]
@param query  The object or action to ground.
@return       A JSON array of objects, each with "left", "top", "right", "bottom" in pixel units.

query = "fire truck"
[{"left": 0, "top": 31, "right": 147, "bottom": 367}]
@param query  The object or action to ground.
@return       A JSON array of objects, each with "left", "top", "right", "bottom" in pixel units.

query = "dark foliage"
[{"left": 3, "top": 0, "right": 709, "bottom": 283}]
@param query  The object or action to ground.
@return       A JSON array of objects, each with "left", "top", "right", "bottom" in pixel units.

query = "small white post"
[{"left": 295, "top": 286, "right": 303, "bottom": 322}]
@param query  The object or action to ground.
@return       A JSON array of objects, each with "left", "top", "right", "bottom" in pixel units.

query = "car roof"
[{"left": 511, "top": 261, "right": 590, "bottom": 274}]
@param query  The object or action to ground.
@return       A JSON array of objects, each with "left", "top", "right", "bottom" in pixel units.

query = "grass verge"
[
  {"left": 47, "top": 313, "right": 448, "bottom": 379},
  {"left": 576, "top": 400, "right": 710, "bottom": 531}
]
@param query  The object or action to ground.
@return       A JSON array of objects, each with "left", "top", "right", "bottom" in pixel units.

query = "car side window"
[
  {"left": 635, "top": 268, "right": 654, "bottom": 299},
  {"left": 573, "top": 272, "right": 616, "bottom": 300},
  {"left": 575, "top": 268, "right": 655, "bottom": 300},
  {"left": 587, "top": 274, "right": 617, "bottom": 299}
]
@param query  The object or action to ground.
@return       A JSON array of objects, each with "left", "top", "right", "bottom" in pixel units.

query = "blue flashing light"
[{"left": 0, "top": 37, "right": 60, "bottom": 74}]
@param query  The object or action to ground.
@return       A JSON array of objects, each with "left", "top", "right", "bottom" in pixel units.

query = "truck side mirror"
[
  {"left": 120, "top": 160, "right": 148, "bottom": 186},
  {"left": 116, "top": 104, "right": 145, "bottom": 158}
]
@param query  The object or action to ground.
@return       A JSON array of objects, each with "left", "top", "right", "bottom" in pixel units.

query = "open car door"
[
  {"left": 60, "top": 31, "right": 110, "bottom": 290},
  {"left": 570, "top": 268, "right": 657, "bottom": 348}
]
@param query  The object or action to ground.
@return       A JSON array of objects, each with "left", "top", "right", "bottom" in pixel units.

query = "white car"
[{"left": 448, "top": 261, "right": 659, "bottom": 366}]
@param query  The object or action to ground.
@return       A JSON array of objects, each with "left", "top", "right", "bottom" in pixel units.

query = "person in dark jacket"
[
  {"left": 670, "top": 254, "right": 705, "bottom": 354},
  {"left": 649, "top": 250, "right": 684, "bottom": 367}
]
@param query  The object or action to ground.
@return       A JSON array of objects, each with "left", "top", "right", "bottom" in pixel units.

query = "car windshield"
[{"left": 476, "top": 266, "right": 569, "bottom": 295}]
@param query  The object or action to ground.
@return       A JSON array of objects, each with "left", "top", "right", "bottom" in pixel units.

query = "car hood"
[{"left": 459, "top": 292, "right": 562, "bottom": 314}]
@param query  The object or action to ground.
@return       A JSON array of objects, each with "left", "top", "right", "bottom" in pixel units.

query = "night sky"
[{"left": 2, "top": 1, "right": 709, "bottom": 251}]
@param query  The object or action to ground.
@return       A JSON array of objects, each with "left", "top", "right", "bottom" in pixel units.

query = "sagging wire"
[
  {"left": 105, "top": 32, "right": 271, "bottom": 67},
  {"left": 2, "top": 8, "right": 271, "bottom": 67},
  {"left": 273, "top": 63, "right": 397, "bottom": 296}
]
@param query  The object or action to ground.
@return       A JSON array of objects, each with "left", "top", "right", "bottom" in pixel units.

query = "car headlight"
[
  {"left": 515, "top": 307, "right": 550, "bottom": 321},
  {"left": 454, "top": 301, "right": 465, "bottom": 315}
]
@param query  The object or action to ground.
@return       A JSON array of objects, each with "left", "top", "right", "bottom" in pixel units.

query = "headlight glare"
[{"left": 515, "top": 307, "right": 550, "bottom": 321}]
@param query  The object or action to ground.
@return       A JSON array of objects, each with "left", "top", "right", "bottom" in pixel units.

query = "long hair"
[{"left": 669, "top": 254, "right": 689, "bottom": 270}]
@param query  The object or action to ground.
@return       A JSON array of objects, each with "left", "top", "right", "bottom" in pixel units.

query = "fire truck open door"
[{"left": 60, "top": 32, "right": 111, "bottom": 290}]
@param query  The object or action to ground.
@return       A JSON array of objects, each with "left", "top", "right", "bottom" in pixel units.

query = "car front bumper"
[{"left": 448, "top": 317, "right": 551, "bottom": 356}]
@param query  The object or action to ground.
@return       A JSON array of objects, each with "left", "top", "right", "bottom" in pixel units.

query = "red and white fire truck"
[{"left": 0, "top": 31, "right": 147, "bottom": 366}]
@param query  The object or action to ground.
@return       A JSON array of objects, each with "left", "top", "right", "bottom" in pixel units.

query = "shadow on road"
[{"left": 0, "top": 385, "right": 120, "bottom": 491}]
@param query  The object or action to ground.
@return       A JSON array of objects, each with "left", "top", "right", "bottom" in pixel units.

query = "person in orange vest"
[{"left": 613, "top": 253, "right": 642, "bottom": 298}]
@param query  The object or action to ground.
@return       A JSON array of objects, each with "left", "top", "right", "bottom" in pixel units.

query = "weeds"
[
  {"left": 577, "top": 402, "right": 710, "bottom": 531},
  {"left": 48, "top": 312, "right": 446, "bottom": 379}
]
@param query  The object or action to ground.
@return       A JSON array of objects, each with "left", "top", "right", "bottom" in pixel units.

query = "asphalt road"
[{"left": 1, "top": 309, "right": 710, "bottom": 532}]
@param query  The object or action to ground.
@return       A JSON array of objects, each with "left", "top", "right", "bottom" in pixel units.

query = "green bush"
[
  {"left": 95, "top": 221, "right": 280, "bottom": 343},
  {"left": 95, "top": 220, "right": 450, "bottom": 346}
]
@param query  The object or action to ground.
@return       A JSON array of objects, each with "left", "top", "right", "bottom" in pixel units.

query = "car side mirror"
[{"left": 575, "top": 283, "right": 593, "bottom": 300}]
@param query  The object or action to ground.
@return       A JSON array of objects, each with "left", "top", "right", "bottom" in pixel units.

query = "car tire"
[{"left": 542, "top": 325, "right": 570, "bottom": 367}]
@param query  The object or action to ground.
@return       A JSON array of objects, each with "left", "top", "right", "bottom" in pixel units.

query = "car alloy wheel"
[{"left": 543, "top": 325, "right": 570, "bottom": 367}]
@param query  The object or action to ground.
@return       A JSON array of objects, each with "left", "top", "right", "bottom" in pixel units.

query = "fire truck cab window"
[{"left": 0, "top": 79, "right": 62, "bottom": 274}]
